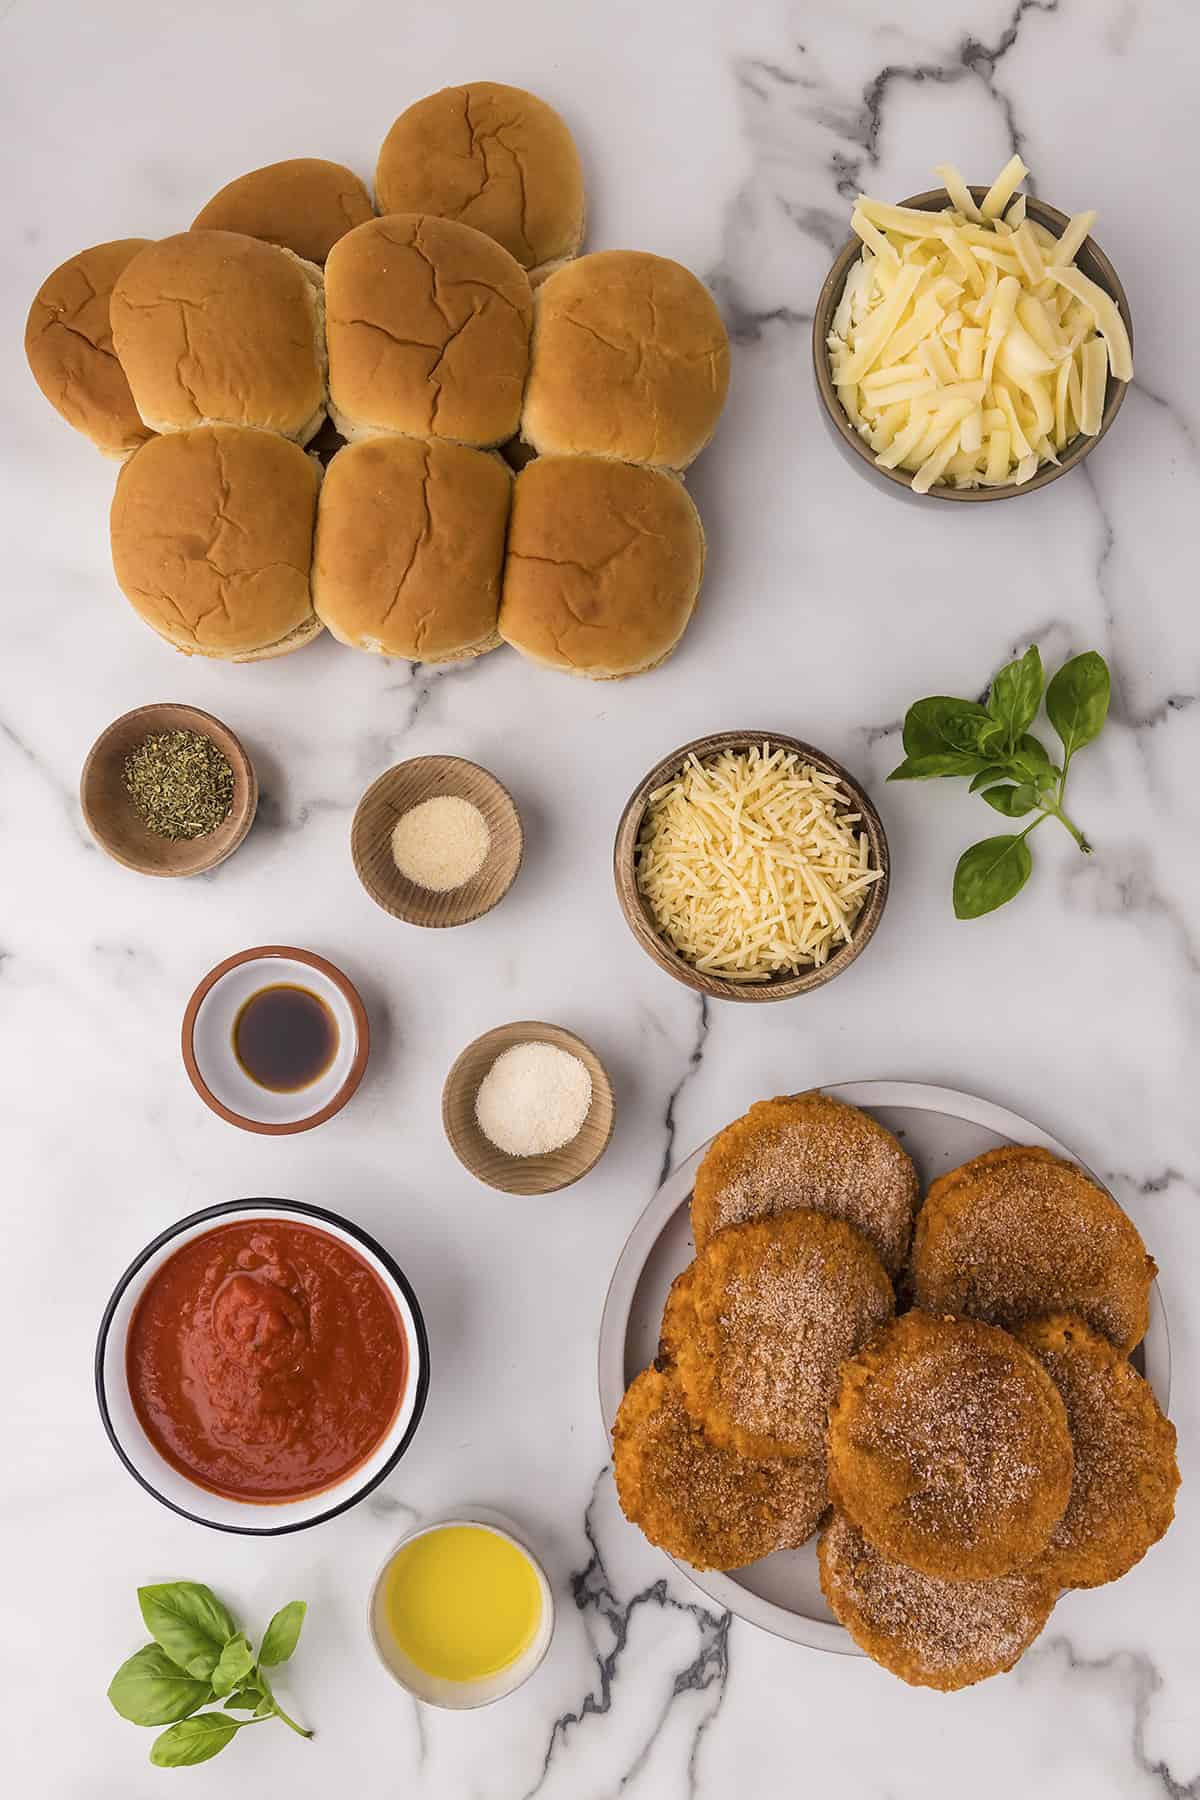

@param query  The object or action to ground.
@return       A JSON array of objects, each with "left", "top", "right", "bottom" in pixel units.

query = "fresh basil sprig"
[
  {"left": 889, "top": 645, "right": 1110, "bottom": 918},
  {"left": 108, "top": 1584, "right": 311, "bottom": 1767}
]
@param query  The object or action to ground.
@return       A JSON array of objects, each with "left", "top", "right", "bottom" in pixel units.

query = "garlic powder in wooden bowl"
[
  {"left": 391, "top": 795, "right": 490, "bottom": 892},
  {"left": 635, "top": 742, "right": 883, "bottom": 982}
]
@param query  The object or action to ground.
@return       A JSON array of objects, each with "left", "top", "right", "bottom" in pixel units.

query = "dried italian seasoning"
[{"left": 122, "top": 729, "right": 234, "bottom": 840}]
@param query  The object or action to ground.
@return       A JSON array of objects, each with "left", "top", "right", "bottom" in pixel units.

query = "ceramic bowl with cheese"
[
  {"left": 613, "top": 730, "right": 889, "bottom": 1003},
  {"left": 812, "top": 178, "right": 1132, "bottom": 502}
]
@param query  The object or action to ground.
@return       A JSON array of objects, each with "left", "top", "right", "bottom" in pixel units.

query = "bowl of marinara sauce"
[{"left": 95, "top": 1200, "right": 429, "bottom": 1532}]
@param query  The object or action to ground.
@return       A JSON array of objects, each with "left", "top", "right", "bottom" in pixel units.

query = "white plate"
[{"left": 597, "top": 1081, "right": 1171, "bottom": 1654}]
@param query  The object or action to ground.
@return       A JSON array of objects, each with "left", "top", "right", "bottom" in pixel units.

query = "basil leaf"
[
  {"left": 210, "top": 1633, "right": 256, "bottom": 1698},
  {"left": 259, "top": 1600, "right": 306, "bottom": 1667},
  {"left": 253, "top": 1695, "right": 277, "bottom": 1720},
  {"left": 987, "top": 646, "right": 1043, "bottom": 750},
  {"left": 1007, "top": 733, "right": 1059, "bottom": 787},
  {"left": 108, "top": 1645, "right": 212, "bottom": 1726},
  {"left": 975, "top": 717, "right": 1008, "bottom": 757},
  {"left": 953, "top": 835, "right": 1034, "bottom": 918},
  {"left": 889, "top": 751, "right": 987, "bottom": 781},
  {"left": 222, "top": 1688, "right": 264, "bottom": 1712},
  {"left": 969, "top": 764, "right": 1016, "bottom": 792},
  {"left": 1046, "top": 651, "right": 1110, "bottom": 760},
  {"left": 901, "top": 696, "right": 991, "bottom": 760},
  {"left": 150, "top": 1713, "right": 243, "bottom": 1767},
  {"left": 981, "top": 783, "right": 1040, "bottom": 817},
  {"left": 138, "top": 1583, "right": 239, "bottom": 1680}
]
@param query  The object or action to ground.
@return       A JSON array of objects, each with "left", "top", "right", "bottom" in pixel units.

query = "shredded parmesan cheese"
[
  {"left": 830, "top": 158, "right": 1131, "bottom": 492},
  {"left": 635, "top": 743, "right": 883, "bottom": 982}
]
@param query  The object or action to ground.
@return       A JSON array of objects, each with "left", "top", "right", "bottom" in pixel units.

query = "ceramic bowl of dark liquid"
[{"left": 182, "top": 947, "right": 370, "bottom": 1134}]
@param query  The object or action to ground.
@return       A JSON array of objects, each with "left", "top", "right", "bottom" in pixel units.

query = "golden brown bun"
[
  {"left": 325, "top": 214, "right": 532, "bottom": 447},
  {"left": 313, "top": 435, "right": 509, "bottom": 661},
  {"left": 522, "top": 251, "right": 730, "bottom": 470},
  {"left": 375, "top": 83, "right": 584, "bottom": 275},
  {"left": 191, "top": 158, "right": 374, "bottom": 264},
  {"left": 499, "top": 457, "right": 705, "bottom": 679},
  {"left": 25, "top": 240, "right": 154, "bottom": 457},
  {"left": 110, "top": 426, "right": 320, "bottom": 660},
  {"left": 110, "top": 231, "right": 326, "bottom": 442}
]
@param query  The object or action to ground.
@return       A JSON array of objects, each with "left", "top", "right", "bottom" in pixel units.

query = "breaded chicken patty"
[
  {"left": 1017, "top": 1314, "right": 1179, "bottom": 1589},
  {"left": 613, "top": 1366, "right": 826, "bottom": 1570},
  {"left": 691, "top": 1094, "right": 918, "bottom": 1276},
  {"left": 912, "top": 1155, "right": 1155, "bottom": 1354},
  {"left": 819, "top": 1509, "right": 1057, "bottom": 1690},
  {"left": 828, "top": 1311, "right": 1073, "bottom": 1580},
  {"left": 673, "top": 1211, "right": 894, "bottom": 1461}
]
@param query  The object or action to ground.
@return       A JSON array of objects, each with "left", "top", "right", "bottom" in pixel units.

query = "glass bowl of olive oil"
[{"left": 369, "top": 1512, "right": 555, "bottom": 1708}]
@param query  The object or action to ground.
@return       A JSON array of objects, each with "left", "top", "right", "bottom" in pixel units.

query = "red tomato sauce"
[{"left": 126, "top": 1219, "right": 408, "bottom": 1502}]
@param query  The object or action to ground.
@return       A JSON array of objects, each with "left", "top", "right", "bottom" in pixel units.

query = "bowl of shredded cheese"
[
  {"left": 614, "top": 732, "right": 889, "bottom": 1002},
  {"left": 812, "top": 157, "right": 1132, "bottom": 500}
]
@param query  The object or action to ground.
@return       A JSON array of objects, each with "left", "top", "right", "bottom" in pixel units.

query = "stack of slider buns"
[{"left": 25, "top": 81, "right": 730, "bottom": 674}]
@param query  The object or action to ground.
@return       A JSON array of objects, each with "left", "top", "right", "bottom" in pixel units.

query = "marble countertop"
[{"left": 3, "top": 0, "right": 1197, "bottom": 1794}]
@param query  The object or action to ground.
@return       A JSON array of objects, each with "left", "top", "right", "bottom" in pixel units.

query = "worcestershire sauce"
[{"left": 233, "top": 984, "right": 338, "bottom": 1092}]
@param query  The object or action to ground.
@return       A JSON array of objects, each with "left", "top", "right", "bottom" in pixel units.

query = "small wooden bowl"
[
  {"left": 442, "top": 1021, "right": 615, "bottom": 1195},
  {"left": 352, "top": 756, "right": 523, "bottom": 927},
  {"left": 614, "top": 730, "right": 890, "bottom": 1004},
  {"left": 80, "top": 703, "right": 256, "bottom": 877},
  {"left": 812, "top": 188, "right": 1132, "bottom": 503}
]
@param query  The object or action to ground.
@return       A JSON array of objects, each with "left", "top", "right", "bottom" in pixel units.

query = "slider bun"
[
  {"left": 25, "top": 240, "right": 154, "bottom": 457},
  {"left": 375, "top": 83, "right": 584, "bottom": 277},
  {"left": 110, "top": 231, "right": 327, "bottom": 442},
  {"left": 523, "top": 251, "right": 730, "bottom": 470},
  {"left": 191, "top": 158, "right": 374, "bottom": 264},
  {"left": 325, "top": 213, "right": 532, "bottom": 447},
  {"left": 110, "top": 425, "right": 320, "bottom": 661},
  {"left": 499, "top": 456, "right": 705, "bottom": 679},
  {"left": 313, "top": 435, "right": 510, "bottom": 661}
]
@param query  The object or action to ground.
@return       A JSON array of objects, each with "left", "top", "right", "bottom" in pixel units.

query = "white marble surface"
[{"left": 3, "top": 0, "right": 1198, "bottom": 1794}]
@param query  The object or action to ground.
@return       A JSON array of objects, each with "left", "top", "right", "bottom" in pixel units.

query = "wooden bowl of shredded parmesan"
[
  {"left": 812, "top": 159, "right": 1132, "bottom": 501},
  {"left": 614, "top": 733, "right": 888, "bottom": 1002}
]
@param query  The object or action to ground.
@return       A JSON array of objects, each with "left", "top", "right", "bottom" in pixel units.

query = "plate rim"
[{"left": 597, "top": 1079, "right": 1171, "bottom": 1655}]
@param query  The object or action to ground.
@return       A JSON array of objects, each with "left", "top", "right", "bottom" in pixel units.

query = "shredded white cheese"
[
  {"left": 635, "top": 743, "right": 883, "bottom": 982},
  {"left": 829, "top": 158, "right": 1132, "bottom": 492}
]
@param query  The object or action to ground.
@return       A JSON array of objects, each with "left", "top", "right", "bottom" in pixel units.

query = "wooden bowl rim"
[
  {"left": 181, "top": 945, "right": 370, "bottom": 1135},
  {"left": 80, "top": 702, "right": 257, "bottom": 877},
  {"left": 351, "top": 755, "right": 524, "bottom": 927},
  {"left": 811, "top": 186, "right": 1133, "bottom": 502},
  {"left": 613, "top": 730, "right": 890, "bottom": 1003},
  {"left": 442, "top": 1019, "right": 616, "bottom": 1194}
]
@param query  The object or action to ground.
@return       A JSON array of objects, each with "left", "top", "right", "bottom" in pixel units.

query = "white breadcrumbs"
[
  {"left": 475, "top": 1041, "right": 593, "bottom": 1158},
  {"left": 391, "top": 795, "right": 490, "bottom": 892},
  {"left": 635, "top": 742, "right": 883, "bottom": 981}
]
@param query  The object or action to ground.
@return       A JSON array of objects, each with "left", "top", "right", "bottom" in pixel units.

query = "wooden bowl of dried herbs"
[{"left": 80, "top": 703, "right": 257, "bottom": 877}]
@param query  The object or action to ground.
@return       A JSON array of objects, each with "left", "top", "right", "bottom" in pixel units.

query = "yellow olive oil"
[{"left": 383, "top": 1525, "right": 542, "bottom": 1682}]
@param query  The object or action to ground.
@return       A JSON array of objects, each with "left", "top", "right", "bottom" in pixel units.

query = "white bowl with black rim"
[{"left": 95, "top": 1198, "right": 429, "bottom": 1534}]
